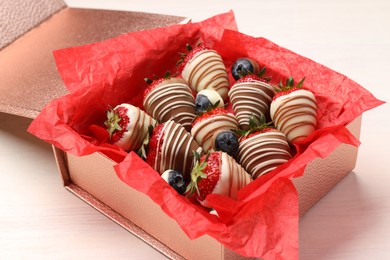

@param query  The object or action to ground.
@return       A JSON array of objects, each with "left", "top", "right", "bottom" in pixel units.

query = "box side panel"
[
  {"left": 58, "top": 116, "right": 361, "bottom": 259},
  {"left": 52, "top": 146, "right": 187, "bottom": 259},
  {"left": 294, "top": 116, "right": 362, "bottom": 217},
  {"left": 52, "top": 146, "right": 70, "bottom": 185},
  {"left": 64, "top": 183, "right": 185, "bottom": 260},
  {"left": 224, "top": 248, "right": 256, "bottom": 260},
  {"left": 66, "top": 152, "right": 229, "bottom": 260}
]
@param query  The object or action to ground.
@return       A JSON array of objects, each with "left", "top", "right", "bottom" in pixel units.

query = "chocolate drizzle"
[
  {"left": 200, "top": 151, "right": 252, "bottom": 208},
  {"left": 220, "top": 152, "right": 252, "bottom": 199},
  {"left": 229, "top": 80, "right": 275, "bottom": 129},
  {"left": 143, "top": 79, "right": 195, "bottom": 131},
  {"left": 181, "top": 50, "right": 229, "bottom": 100},
  {"left": 238, "top": 131, "right": 291, "bottom": 179},
  {"left": 191, "top": 113, "right": 238, "bottom": 153},
  {"left": 154, "top": 120, "right": 201, "bottom": 180},
  {"left": 270, "top": 89, "right": 317, "bottom": 143},
  {"left": 115, "top": 104, "right": 156, "bottom": 152}
]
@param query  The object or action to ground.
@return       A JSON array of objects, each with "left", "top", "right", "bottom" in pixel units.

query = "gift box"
[
  {"left": 1, "top": 2, "right": 383, "bottom": 259},
  {"left": 51, "top": 117, "right": 362, "bottom": 259},
  {"left": 0, "top": 0, "right": 188, "bottom": 118}
]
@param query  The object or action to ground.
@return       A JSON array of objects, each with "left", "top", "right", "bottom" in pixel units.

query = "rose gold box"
[
  {"left": 50, "top": 116, "right": 361, "bottom": 259},
  {"left": 0, "top": 1, "right": 363, "bottom": 259},
  {"left": 0, "top": 0, "right": 188, "bottom": 119}
]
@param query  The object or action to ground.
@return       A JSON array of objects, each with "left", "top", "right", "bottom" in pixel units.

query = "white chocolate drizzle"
[
  {"left": 238, "top": 131, "right": 291, "bottom": 179},
  {"left": 143, "top": 79, "right": 195, "bottom": 131},
  {"left": 228, "top": 80, "right": 275, "bottom": 129},
  {"left": 154, "top": 120, "right": 201, "bottom": 180},
  {"left": 191, "top": 113, "right": 238, "bottom": 153}
]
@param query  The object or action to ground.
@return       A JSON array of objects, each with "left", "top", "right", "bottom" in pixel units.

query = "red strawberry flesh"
[
  {"left": 195, "top": 152, "right": 221, "bottom": 201},
  {"left": 107, "top": 106, "right": 130, "bottom": 143},
  {"left": 146, "top": 123, "right": 165, "bottom": 168},
  {"left": 240, "top": 128, "right": 276, "bottom": 143},
  {"left": 143, "top": 78, "right": 168, "bottom": 99},
  {"left": 192, "top": 107, "right": 229, "bottom": 127},
  {"left": 235, "top": 74, "right": 266, "bottom": 84},
  {"left": 272, "top": 87, "right": 301, "bottom": 100}
]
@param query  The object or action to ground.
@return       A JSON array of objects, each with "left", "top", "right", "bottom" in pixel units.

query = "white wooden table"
[{"left": 1, "top": 0, "right": 389, "bottom": 259}]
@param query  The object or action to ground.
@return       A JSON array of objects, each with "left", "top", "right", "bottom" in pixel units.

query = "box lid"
[
  {"left": 0, "top": 3, "right": 187, "bottom": 118},
  {"left": 0, "top": 0, "right": 66, "bottom": 50}
]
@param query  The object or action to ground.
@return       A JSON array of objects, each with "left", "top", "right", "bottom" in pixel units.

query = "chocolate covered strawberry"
[
  {"left": 186, "top": 151, "right": 252, "bottom": 208},
  {"left": 236, "top": 115, "right": 292, "bottom": 179},
  {"left": 143, "top": 73, "right": 196, "bottom": 131},
  {"left": 270, "top": 77, "right": 317, "bottom": 143},
  {"left": 145, "top": 120, "right": 202, "bottom": 181},
  {"left": 228, "top": 73, "right": 275, "bottom": 130},
  {"left": 178, "top": 44, "right": 229, "bottom": 101},
  {"left": 104, "top": 103, "right": 156, "bottom": 151},
  {"left": 191, "top": 108, "right": 239, "bottom": 153}
]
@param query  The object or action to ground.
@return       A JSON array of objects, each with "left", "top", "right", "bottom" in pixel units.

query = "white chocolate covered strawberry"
[
  {"left": 186, "top": 151, "right": 252, "bottom": 208},
  {"left": 104, "top": 103, "right": 156, "bottom": 151},
  {"left": 143, "top": 74, "right": 196, "bottom": 131},
  {"left": 191, "top": 108, "right": 239, "bottom": 153},
  {"left": 178, "top": 44, "right": 229, "bottom": 101},
  {"left": 270, "top": 77, "right": 317, "bottom": 143}
]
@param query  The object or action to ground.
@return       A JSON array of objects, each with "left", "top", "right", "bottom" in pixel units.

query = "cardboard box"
[{"left": 1, "top": 1, "right": 364, "bottom": 259}]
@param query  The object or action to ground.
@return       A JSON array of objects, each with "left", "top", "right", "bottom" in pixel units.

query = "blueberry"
[
  {"left": 162, "top": 170, "right": 186, "bottom": 194},
  {"left": 214, "top": 131, "right": 239, "bottom": 157},
  {"left": 195, "top": 94, "right": 212, "bottom": 114},
  {"left": 231, "top": 58, "right": 259, "bottom": 80}
]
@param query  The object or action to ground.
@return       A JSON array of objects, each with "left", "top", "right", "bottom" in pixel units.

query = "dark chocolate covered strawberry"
[
  {"left": 143, "top": 73, "right": 196, "bottom": 131},
  {"left": 104, "top": 103, "right": 156, "bottom": 151},
  {"left": 228, "top": 73, "right": 275, "bottom": 130},
  {"left": 270, "top": 77, "right": 317, "bottom": 143},
  {"left": 186, "top": 151, "right": 252, "bottom": 208},
  {"left": 236, "top": 114, "right": 292, "bottom": 179},
  {"left": 178, "top": 44, "right": 229, "bottom": 101},
  {"left": 145, "top": 120, "right": 202, "bottom": 181}
]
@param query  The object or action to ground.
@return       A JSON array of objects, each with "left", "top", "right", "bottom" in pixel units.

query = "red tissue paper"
[{"left": 28, "top": 11, "right": 384, "bottom": 260}]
